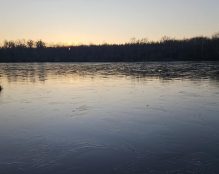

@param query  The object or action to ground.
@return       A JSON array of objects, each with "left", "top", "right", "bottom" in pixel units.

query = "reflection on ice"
[
  {"left": 0, "top": 62, "right": 219, "bottom": 83},
  {"left": 0, "top": 62, "right": 219, "bottom": 174}
]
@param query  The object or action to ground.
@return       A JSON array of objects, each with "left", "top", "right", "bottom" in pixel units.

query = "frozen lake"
[{"left": 0, "top": 62, "right": 219, "bottom": 174}]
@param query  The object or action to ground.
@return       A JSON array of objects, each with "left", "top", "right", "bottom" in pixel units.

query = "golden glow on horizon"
[{"left": 0, "top": 0, "right": 219, "bottom": 45}]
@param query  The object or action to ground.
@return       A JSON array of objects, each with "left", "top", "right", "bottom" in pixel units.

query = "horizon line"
[{"left": 1, "top": 32, "right": 219, "bottom": 47}]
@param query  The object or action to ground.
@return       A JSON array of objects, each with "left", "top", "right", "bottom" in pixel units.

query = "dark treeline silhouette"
[{"left": 0, "top": 34, "right": 219, "bottom": 62}]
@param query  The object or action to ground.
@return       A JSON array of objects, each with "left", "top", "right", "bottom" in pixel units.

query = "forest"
[{"left": 0, "top": 34, "right": 219, "bottom": 62}]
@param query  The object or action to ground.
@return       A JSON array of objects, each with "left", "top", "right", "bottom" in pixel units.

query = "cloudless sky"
[{"left": 0, "top": 0, "right": 219, "bottom": 44}]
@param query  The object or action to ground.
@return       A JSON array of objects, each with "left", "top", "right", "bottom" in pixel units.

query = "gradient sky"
[{"left": 0, "top": 0, "right": 219, "bottom": 44}]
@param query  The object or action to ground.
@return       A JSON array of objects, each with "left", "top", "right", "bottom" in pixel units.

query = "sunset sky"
[{"left": 0, "top": 0, "right": 219, "bottom": 44}]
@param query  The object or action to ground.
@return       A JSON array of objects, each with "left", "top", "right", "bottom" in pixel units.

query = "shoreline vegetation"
[{"left": 0, "top": 33, "right": 219, "bottom": 62}]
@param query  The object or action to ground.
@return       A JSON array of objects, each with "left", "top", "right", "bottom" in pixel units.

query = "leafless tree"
[
  {"left": 27, "top": 40, "right": 34, "bottom": 48},
  {"left": 36, "top": 40, "right": 46, "bottom": 49}
]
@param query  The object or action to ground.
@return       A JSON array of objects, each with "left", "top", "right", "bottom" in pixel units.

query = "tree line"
[{"left": 0, "top": 34, "right": 219, "bottom": 62}]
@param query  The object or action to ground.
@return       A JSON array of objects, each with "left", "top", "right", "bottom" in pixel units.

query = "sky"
[{"left": 0, "top": 0, "right": 219, "bottom": 44}]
